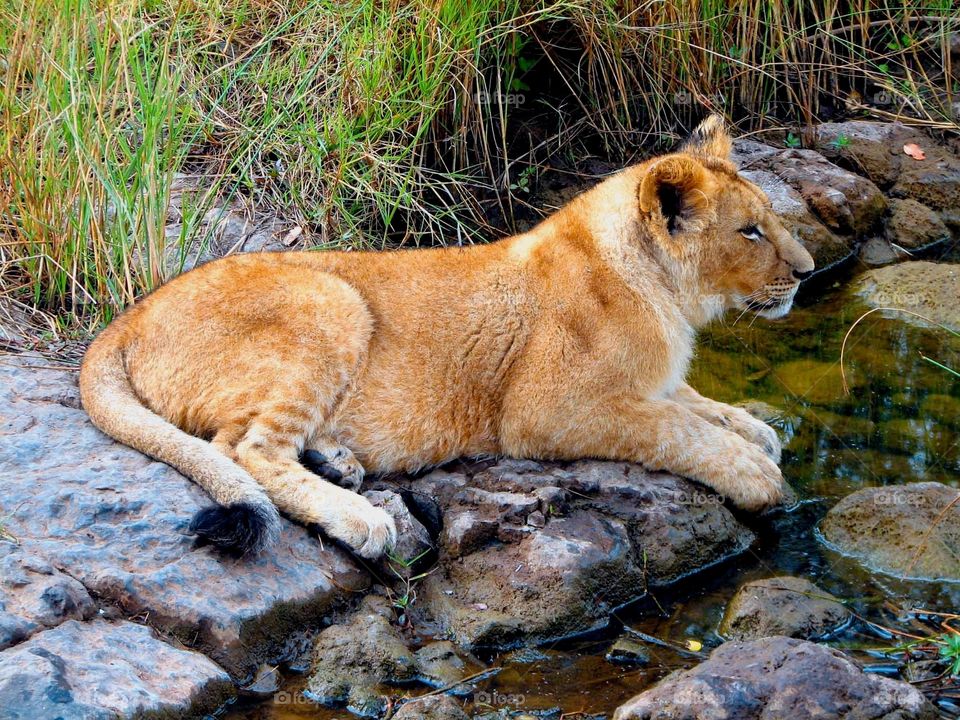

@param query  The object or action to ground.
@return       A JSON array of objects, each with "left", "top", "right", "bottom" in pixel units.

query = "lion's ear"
[
  {"left": 638, "top": 156, "right": 713, "bottom": 235},
  {"left": 682, "top": 114, "right": 732, "bottom": 160}
]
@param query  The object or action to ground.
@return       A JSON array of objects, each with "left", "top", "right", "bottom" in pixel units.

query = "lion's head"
[{"left": 637, "top": 115, "right": 815, "bottom": 324}]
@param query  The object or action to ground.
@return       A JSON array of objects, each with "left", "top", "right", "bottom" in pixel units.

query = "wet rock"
[
  {"left": 0, "top": 545, "right": 96, "bottom": 650},
  {"left": 414, "top": 640, "right": 481, "bottom": 690},
  {"left": 858, "top": 261, "right": 960, "bottom": 332},
  {"left": 819, "top": 482, "right": 960, "bottom": 581},
  {"left": 859, "top": 237, "right": 907, "bottom": 266},
  {"left": 305, "top": 596, "right": 479, "bottom": 716},
  {"left": 0, "top": 356, "right": 368, "bottom": 676},
  {"left": 241, "top": 663, "right": 282, "bottom": 697},
  {"left": 305, "top": 596, "right": 416, "bottom": 717},
  {"left": 414, "top": 461, "right": 756, "bottom": 649},
  {"left": 606, "top": 636, "right": 651, "bottom": 666},
  {"left": 613, "top": 636, "right": 937, "bottom": 719},
  {"left": 719, "top": 576, "right": 849, "bottom": 641},
  {"left": 0, "top": 619, "right": 232, "bottom": 720},
  {"left": 885, "top": 198, "right": 951, "bottom": 250},
  {"left": 392, "top": 694, "right": 469, "bottom": 720}
]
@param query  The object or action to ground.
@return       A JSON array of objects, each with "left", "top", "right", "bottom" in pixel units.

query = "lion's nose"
[{"left": 792, "top": 268, "right": 813, "bottom": 281}]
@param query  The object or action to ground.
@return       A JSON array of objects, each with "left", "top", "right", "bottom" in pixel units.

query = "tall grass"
[{"left": 1, "top": 0, "right": 957, "bottom": 335}]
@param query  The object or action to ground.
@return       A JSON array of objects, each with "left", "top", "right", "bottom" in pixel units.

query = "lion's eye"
[{"left": 740, "top": 225, "right": 764, "bottom": 242}]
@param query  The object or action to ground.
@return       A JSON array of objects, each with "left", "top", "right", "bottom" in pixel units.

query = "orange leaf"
[{"left": 903, "top": 143, "right": 926, "bottom": 160}]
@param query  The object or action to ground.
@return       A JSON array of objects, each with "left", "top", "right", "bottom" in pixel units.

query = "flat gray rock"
[
  {"left": 0, "top": 619, "right": 232, "bottom": 720},
  {"left": 0, "top": 356, "right": 369, "bottom": 676}
]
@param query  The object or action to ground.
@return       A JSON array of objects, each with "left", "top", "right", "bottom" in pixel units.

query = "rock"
[
  {"left": 859, "top": 237, "right": 905, "bottom": 266},
  {"left": 606, "top": 636, "right": 651, "bottom": 665},
  {"left": 0, "top": 545, "right": 96, "bottom": 650},
  {"left": 819, "top": 482, "right": 960, "bottom": 581},
  {"left": 885, "top": 198, "right": 951, "bottom": 249},
  {"left": 0, "top": 356, "right": 368, "bottom": 676},
  {"left": 414, "top": 640, "right": 481, "bottom": 690},
  {"left": 392, "top": 695, "right": 469, "bottom": 720},
  {"left": 613, "top": 636, "right": 937, "bottom": 720},
  {"left": 719, "top": 576, "right": 849, "bottom": 641},
  {"left": 306, "top": 596, "right": 416, "bottom": 717},
  {"left": 763, "top": 149, "right": 887, "bottom": 237},
  {"left": 364, "top": 489, "right": 433, "bottom": 573},
  {"left": 441, "top": 509, "right": 499, "bottom": 558},
  {"left": 0, "top": 619, "right": 232, "bottom": 720},
  {"left": 414, "top": 461, "right": 756, "bottom": 649},
  {"left": 816, "top": 121, "right": 910, "bottom": 187},
  {"left": 241, "top": 663, "right": 282, "bottom": 697},
  {"left": 816, "top": 121, "right": 960, "bottom": 225},
  {"left": 858, "top": 261, "right": 960, "bottom": 332},
  {"left": 305, "top": 596, "right": 480, "bottom": 716}
]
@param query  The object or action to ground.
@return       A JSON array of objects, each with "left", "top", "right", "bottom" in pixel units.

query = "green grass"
[{"left": 2, "top": 0, "right": 958, "bottom": 335}]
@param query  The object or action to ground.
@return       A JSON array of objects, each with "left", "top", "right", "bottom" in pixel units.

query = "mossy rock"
[{"left": 819, "top": 482, "right": 960, "bottom": 581}]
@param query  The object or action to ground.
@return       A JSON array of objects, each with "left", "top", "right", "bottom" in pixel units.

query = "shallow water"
[{"left": 223, "top": 257, "right": 959, "bottom": 719}]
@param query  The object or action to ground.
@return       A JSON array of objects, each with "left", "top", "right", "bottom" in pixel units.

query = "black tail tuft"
[{"left": 189, "top": 502, "right": 273, "bottom": 557}]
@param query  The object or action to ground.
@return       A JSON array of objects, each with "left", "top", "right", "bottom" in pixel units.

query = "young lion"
[{"left": 80, "top": 116, "right": 814, "bottom": 559}]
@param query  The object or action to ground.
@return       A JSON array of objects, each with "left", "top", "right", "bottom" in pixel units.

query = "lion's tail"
[{"left": 79, "top": 321, "right": 281, "bottom": 554}]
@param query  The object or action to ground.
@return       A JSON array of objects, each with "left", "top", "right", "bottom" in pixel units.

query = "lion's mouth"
[{"left": 738, "top": 286, "right": 799, "bottom": 319}]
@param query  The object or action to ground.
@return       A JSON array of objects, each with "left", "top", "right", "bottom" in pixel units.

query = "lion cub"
[{"left": 81, "top": 116, "right": 814, "bottom": 558}]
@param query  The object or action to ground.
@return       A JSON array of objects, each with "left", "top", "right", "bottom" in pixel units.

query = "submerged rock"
[
  {"left": 0, "top": 619, "right": 232, "bottom": 720},
  {"left": 605, "top": 636, "right": 652, "bottom": 666},
  {"left": 613, "top": 636, "right": 937, "bottom": 719},
  {"left": 819, "top": 482, "right": 960, "bottom": 581},
  {"left": 858, "top": 261, "right": 960, "bottom": 332},
  {"left": 719, "top": 576, "right": 849, "bottom": 641}
]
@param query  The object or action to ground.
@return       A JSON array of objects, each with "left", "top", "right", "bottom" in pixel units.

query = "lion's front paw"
[
  {"left": 319, "top": 492, "right": 397, "bottom": 559},
  {"left": 709, "top": 441, "right": 785, "bottom": 512},
  {"left": 302, "top": 445, "right": 365, "bottom": 491},
  {"left": 725, "top": 408, "right": 782, "bottom": 463}
]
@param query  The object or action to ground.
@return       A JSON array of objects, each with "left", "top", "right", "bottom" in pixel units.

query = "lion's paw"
[
  {"left": 319, "top": 492, "right": 397, "bottom": 559},
  {"left": 725, "top": 408, "right": 782, "bottom": 463},
  {"left": 702, "top": 439, "right": 784, "bottom": 512}
]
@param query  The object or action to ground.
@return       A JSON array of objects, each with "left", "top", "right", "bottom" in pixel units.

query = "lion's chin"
[{"left": 756, "top": 299, "right": 793, "bottom": 320}]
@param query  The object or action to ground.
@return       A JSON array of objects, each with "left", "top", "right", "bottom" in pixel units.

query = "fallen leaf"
[{"left": 903, "top": 143, "right": 926, "bottom": 160}]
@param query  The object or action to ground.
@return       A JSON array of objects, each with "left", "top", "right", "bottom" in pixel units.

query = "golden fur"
[{"left": 80, "top": 116, "right": 814, "bottom": 558}]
